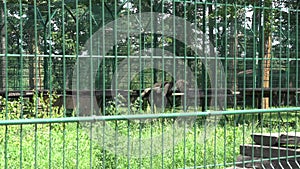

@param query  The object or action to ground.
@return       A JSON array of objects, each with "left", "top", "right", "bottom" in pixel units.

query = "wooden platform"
[
  {"left": 237, "top": 132, "right": 300, "bottom": 169},
  {"left": 252, "top": 132, "right": 300, "bottom": 146}
]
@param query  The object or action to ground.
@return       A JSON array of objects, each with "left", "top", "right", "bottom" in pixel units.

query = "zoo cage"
[{"left": 0, "top": 0, "right": 300, "bottom": 168}]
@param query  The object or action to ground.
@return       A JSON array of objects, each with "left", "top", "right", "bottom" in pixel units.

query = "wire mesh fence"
[{"left": 0, "top": 0, "right": 300, "bottom": 168}]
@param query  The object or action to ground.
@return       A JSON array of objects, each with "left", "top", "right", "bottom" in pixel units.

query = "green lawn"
[{"left": 1, "top": 118, "right": 293, "bottom": 169}]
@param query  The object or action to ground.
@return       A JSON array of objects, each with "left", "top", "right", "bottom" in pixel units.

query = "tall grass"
[
  {"left": 0, "top": 121, "right": 258, "bottom": 168},
  {"left": 0, "top": 94, "right": 299, "bottom": 168}
]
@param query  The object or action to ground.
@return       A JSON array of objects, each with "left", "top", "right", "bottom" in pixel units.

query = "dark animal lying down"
[{"left": 141, "top": 80, "right": 190, "bottom": 110}]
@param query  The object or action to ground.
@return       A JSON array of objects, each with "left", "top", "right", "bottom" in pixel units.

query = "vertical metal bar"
[
  {"left": 127, "top": 120, "right": 130, "bottom": 169},
  {"left": 183, "top": 1, "right": 187, "bottom": 168},
  {"left": 270, "top": 13, "right": 274, "bottom": 109},
  {"left": 172, "top": 0, "right": 176, "bottom": 113},
  {"left": 33, "top": 0, "right": 38, "bottom": 168},
  {"left": 203, "top": 2, "right": 207, "bottom": 167},
  {"left": 242, "top": 3, "right": 247, "bottom": 167},
  {"left": 161, "top": 2, "right": 165, "bottom": 113},
  {"left": 242, "top": 3, "right": 247, "bottom": 110},
  {"left": 202, "top": 2, "right": 207, "bottom": 113},
  {"left": 193, "top": 120, "right": 197, "bottom": 169},
  {"left": 47, "top": 0, "right": 52, "bottom": 167},
  {"left": 260, "top": 0, "right": 266, "bottom": 110},
  {"left": 19, "top": 0, "right": 23, "bottom": 95},
  {"left": 102, "top": 1, "right": 107, "bottom": 168},
  {"left": 183, "top": 0, "right": 187, "bottom": 112},
  {"left": 89, "top": 122, "right": 93, "bottom": 169},
  {"left": 252, "top": 6, "right": 256, "bottom": 109},
  {"left": 138, "top": 0, "right": 145, "bottom": 163},
  {"left": 61, "top": 1, "right": 66, "bottom": 168},
  {"left": 295, "top": 4, "right": 299, "bottom": 167},
  {"left": 127, "top": 5, "right": 131, "bottom": 169},
  {"left": 296, "top": 1, "right": 299, "bottom": 108},
  {"left": 277, "top": 4, "right": 283, "bottom": 166},
  {"left": 75, "top": 0, "right": 79, "bottom": 167},
  {"left": 150, "top": 0, "right": 154, "bottom": 115},
  {"left": 286, "top": 7, "right": 291, "bottom": 168},
  {"left": 193, "top": 2, "right": 198, "bottom": 168},
  {"left": 266, "top": 4, "right": 274, "bottom": 168},
  {"left": 100, "top": 119, "right": 105, "bottom": 169},
  {"left": 232, "top": 2, "right": 237, "bottom": 167},
  {"left": 113, "top": 0, "right": 118, "bottom": 117},
  {"left": 286, "top": 7, "right": 291, "bottom": 106},
  {"left": 193, "top": 2, "right": 198, "bottom": 112},
  {"left": 268, "top": 6, "right": 274, "bottom": 169},
  {"left": 172, "top": 2, "right": 176, "bottom": 168},
  {"left": 213, "top": 1, "right": 218, "bottom": 167},
  {"left": 115, "top": 121, "right": 119, "bottom": 168},
  {"left": 62, "top": 1, "right": 66, "bottom": 117},
  {"left": 150, "top": 2, "right": 154, "bottom": 167},
  {"left": 150, "top": 119, "right": 153, "bottom": 169},
  {"left": 278, "top": 2, "right": 282, "bottom": 108},
  {"left": 259, "top": 1, "right": 265, "bottom": 165},
  {"left": 161, "top": 1, "right": 165, "bottom": 168},
  {"left": 88, "top": 0, "right": 93, "bottom": 168},
  {"left": 233, "top": 3, "right": 237, "bottom": 110},
  {"left": 3, "top": 1, "right": 8, "bottom": 168},
  {"left": 18, "top": 1, "right": 24, "bottom": 168},
  {"left": 88, "top": 0, "right": 93, "bottom": 115},
  {"left": 138, "top": 0, "right": 143, "bottom": 115},
  {"left": 172, "top": 118, "right": 175, "bottom": 169},
  {"left": 161, "top": 120, "right": 164, "bottom": 169},
  {"left": 101, "top": 0, "right": 106, "bottom": 116},
  {"left": 127, "top": 0, "right": 131, "bottom": 115},
  {"left": 138, "top": 120, "right": 142, "bottom": 168},
  {"left": 223, "top": 2, "right": 228, "bottom": 166}
]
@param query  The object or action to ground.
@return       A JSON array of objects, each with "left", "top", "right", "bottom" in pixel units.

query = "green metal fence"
[{"left": 0, "top": 0, "right": 300, "bottom": 168}]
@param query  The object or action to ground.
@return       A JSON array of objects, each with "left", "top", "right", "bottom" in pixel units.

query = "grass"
[
  {"left": 1, "top": 118, "right": 297, "bottom": 168},
  {"left": 0, "top": 95, "right": 299, "bottom": 168}
]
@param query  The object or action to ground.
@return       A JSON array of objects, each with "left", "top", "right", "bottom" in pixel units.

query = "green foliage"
[
  {"left": 105, "top": 94, "right": 127, "bottom": 115},
  {"left": 0, "top": 92, "right": 63, "bottom": 120}
]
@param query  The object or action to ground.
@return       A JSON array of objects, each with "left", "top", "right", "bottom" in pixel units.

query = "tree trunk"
[{"left": 262, "top": 35, "right": 271, "bottom": 109}]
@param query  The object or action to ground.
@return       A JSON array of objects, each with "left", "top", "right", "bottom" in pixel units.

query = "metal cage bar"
[{"left": 0, "top": 0, "right": 299, "bottom": 168}]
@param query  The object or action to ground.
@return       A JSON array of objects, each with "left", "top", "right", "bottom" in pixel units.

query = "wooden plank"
[
  {"left": 280, "top": 132, "right": 300, "bottom": 145},
  {"left": 240, "top": 144, "right": 300, "bottom": 158},
  {"left": 252, "top": 133, "right": 280, "bottom": 146},
  {"left": 252, "top": 132, "right": 300, "bottom": 146}
]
